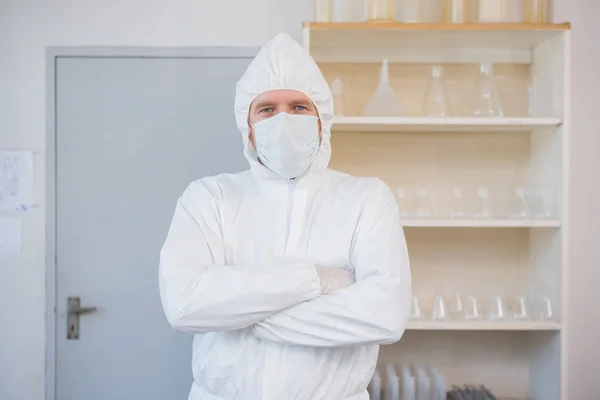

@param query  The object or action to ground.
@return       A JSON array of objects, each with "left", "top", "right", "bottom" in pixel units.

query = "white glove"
[{"left": 315, "top": 267, "right": 355, "bottom": 295}]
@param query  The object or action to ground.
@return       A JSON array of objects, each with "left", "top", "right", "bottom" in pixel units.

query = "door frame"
[{"left": 44, "top": 46, "right": 257, "bottom": 400}]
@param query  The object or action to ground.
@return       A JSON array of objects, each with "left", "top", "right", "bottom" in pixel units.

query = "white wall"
[{"left": 0, "top": 1, "right": 598, "bottom": 399}]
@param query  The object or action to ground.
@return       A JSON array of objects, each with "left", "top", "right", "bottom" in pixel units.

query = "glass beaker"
[
  {"left": 474, "top": 187, "right": 492, "bottom": 218},
  {"left": 367, "top": 0, "right": 395, "bottom": 21},
  {"left": 524, "top": 0, "right": 548, "bottom": 23},
  {"left": 421, "top": 66, "right": 452, "bottom": 117},
  {"left": 511, "top": 186, "right": 530, "bottom": 219},
  {"left": 472, "top": 63, "right": 504, "bottom": 117},
  {"left": 415, "top": 187, "right": 433, "bottom": 218},
  {"left": 443, "top": 0, "right": 470, "bottom": 23},
  {"left": 331, "top": 77, "right": 346, "bottom": 117},
  {"left": 314, "top": 0, "right": 333, "bottom": 22},
  {"left": 450, "top": 187, "right": 465, "bottom": 218}
]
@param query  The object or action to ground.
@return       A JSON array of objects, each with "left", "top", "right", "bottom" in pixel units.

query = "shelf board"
[
  {"left": 304, "top": 22, "right": 571, "bottom": 32},
  {"left": 332, "top": 117, "right": 562, "bottom": 133},
  {"left": 401, "top": 219, "right": 561, "bottom": 228},
  {"left": 305, "top": 22, "right": 571, "bottom": 64},
  {"left": 407, "top": 320, "right": 561, "bottom": 331}
]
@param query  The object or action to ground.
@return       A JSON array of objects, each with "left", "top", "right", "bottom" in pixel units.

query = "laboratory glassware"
[
  {"left": 474, "top": 186, "right": 492, "bottom": 218},
  {"left": 415, "top": 187, "right": 433, "bottom": 218},
  {"left": 331, "top": 77, "right": 346, "bottom": 117},
  {"left": 432, "top": 295, "right": 448, "bottom": 320},
  {"left": 532, "top": 294, "right": 554, "bottom": 320},
  {"left": 448, "top": 291, "right": 464, "bottom": 319},
  {"left": 367, "top": 0, "right": 395, "bottom": 21},
  {"left": 450, "top": 187, "right": 465, "bottom": 218},
  {"left": 464, "top": 295, "right": 482, "bottom": 320},
  {"left": 314, "top": 0, "right": 333, "bottom": 22},
  {"left": 488, "top": 295, "right": 506, "bottom": 320},
  {"left": 511, "top": 186, "right": 530, "bottom": 219},
  {"left": 421, "top": 66, "right": 452, "bottom": 117},
  {"left": 524, "top": 0, "right": 548, "bottom": 23},
  {"left": 443, "top": 0, "right": 470, "bottom": 23},
  {"left": 362, "top": 58, "right": 405, "bottom": 117},
  {"left": 397, "top": 0, "right": 427, "bottom": 22},
  {"left": 332, "top": 0, "right": 367, "bottom": 22},
  {"left": 396, "top": 186, "right": 410, "bottom": 218},
  {"left": 529, "top": 187, "right": 555, "bottom": 218},
  {"left": 512, "top": 295, "right": 530, "bottom": 320},
  {"left": 411, "top": 296, "right": 425, "bottom": 320},
  {"left": 477, "top": 0, "right": 508, "bottom": 22},
  {"left": 472, "top": 63, "right": 504, "bottom": 117}
]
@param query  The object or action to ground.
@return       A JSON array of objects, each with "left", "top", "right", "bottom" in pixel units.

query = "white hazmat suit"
[{"left": 159, "top": 33, "right": 411, "bottom": 400}]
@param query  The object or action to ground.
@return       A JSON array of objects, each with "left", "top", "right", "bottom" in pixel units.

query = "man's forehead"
[{"left": 252, "top": 90, "right": 312, "bottom": 106}]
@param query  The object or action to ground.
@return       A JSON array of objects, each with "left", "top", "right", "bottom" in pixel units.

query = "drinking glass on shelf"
[
  {"left": 472, "top": 63, "right": 503, "bottom": 117},
  {"left": 415, "top": 187, "right": 433, "bottom": 218},
  {"left": 421, "top": 66, "right": 452, "bottom": 117},
  {"left": 474, "top": 187, "right": 492, "bottom": 218},
  {"left": 450, "top": 187, "right": 465, "bottom": 218}
]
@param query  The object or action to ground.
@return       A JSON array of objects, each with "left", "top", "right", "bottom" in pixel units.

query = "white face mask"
[{"left": 252, "top": 112, "right": 320, "bottom": 179}]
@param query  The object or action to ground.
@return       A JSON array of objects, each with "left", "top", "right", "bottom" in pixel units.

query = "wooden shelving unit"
[{"left": 304, "top": 22, "right": 570, "bottom": 400}]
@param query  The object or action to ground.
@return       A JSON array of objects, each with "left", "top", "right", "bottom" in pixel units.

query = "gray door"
[{"left": 54, "top": 52, "right": 253, "bottom": 399}]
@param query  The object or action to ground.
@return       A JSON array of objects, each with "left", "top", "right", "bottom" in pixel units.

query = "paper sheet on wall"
[
  {"left": 0, "top": 217, "right": 22, "bottom": 256},
  {"left": 0, "top": 151, "right": 34, "bottom": 212}
]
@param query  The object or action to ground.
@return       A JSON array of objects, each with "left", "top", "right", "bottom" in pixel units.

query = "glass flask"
[
  {"left": 511, "top": 295, "right": 530, "bottom": 320},
  {"left": 474, "top": 186, "right": 492, "bottom": 218},
  {"left": 472, "top": 63, "right": 503, "bottom": 117},
  {"left": 415, "top": 187, "right": 433, "bottom": 218},
  {"left": 432, "top": 295, "right": 448, "bottom": 320},
  {"left": 367, "top": 0, "right": 395, "bottom": 21},
  {"left": 511, "top": 186, "right": 530, "bottom": 219},
  {"left": 524, "top": 0, "right": 548, "bottom": 23},
  {"left": 464, "top": 295, "right": 481, "bottom": 320},
  {"left": 421, "top": 66, "right": 452, "bottom": 117},
  {"left": 443, "top": 0, "right": 470, "bottom": 23},
  {"left": 529, "top": 187, "right": 555, "bottom": 218},
  {"left": 362, "top": 58, "right": 405, "bottom": 117},
  {"left": 450, "top": 187, "right": 465, "bottom": 218},
  {"left": 477, "top": 0, "right": 508, "bottom": 22},
  {"left": 488, "top": 295, "right": 506, "bottom": 320},
  {"left": 331, "top": 77, "right": 346, "bottom": 117},
  {"left": 411, "top": 296, "right": 425, "bottom": 320},
  {"left": 314, "top": 0, "right": 333, "bottom": 22}
]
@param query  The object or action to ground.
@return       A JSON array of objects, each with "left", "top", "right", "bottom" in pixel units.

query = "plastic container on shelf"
[
  {"left": 362, "top": 58, "right": 405, "bottom": 117},
  {"left": 477, "top": 0, "right": 508, "bottom": 22},
  {"left": 367, "top": 0, "right": 395, "bottom": 21},
  {"left": 524, "top": 0, "right": 548, "bottom": 23},
  {"left": 443, "top": 0, "right": 470, "bottom": 23},
  {"left": 314, "top": 0, "right": 332, "bottom": 22}
]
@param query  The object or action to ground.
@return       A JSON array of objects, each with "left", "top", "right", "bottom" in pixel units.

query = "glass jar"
[
  {"left": 524, "top": 0, "right": 548, "bottom": 23},
  {"left": 367, "top": 0, "right": 396, "bottom": 21}
]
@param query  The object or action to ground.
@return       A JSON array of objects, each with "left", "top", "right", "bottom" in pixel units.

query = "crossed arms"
[{"left": 158, "top": 179, "right": 411, "bottom": 348}]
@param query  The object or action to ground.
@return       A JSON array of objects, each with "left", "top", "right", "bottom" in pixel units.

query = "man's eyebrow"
[
  {"left": 290, "top": 99, "right": 314, "bottom": 107},
  {"left": 252, "top": 100, "right": 275, "bottom": 110}
]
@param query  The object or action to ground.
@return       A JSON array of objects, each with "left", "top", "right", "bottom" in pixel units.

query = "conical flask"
[
  {"left": 471, "top": 63, "right": 503, "bottom": 117},
  {"left": 421, "top": 66, "right": 452, "bottom": 117},
  {"left": 362, "top": 58, "right": 405, "bottom": 117}
]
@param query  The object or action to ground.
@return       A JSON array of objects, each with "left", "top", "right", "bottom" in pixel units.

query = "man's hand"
[{"left": 315, "top": 267, "right": 355, "bottom": 295}]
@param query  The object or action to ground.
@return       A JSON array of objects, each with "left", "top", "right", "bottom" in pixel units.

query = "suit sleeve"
[
  {"left": 251, "top": 181, "right": 411, "bottom": 347},
  {"left": 159, "top": 180, "right": 321, "bottom": 334}
]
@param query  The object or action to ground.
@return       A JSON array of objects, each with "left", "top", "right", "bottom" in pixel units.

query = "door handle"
[{"left": 67, "top": 297, "right": 97, "bottom": 340}]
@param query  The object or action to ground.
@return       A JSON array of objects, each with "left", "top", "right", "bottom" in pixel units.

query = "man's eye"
[
  {"left": 259, "top": 107, "right": 274, "bottom": 114},
  {"left": 294, "top": 105, "right": 308, "bottom": 111}
]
